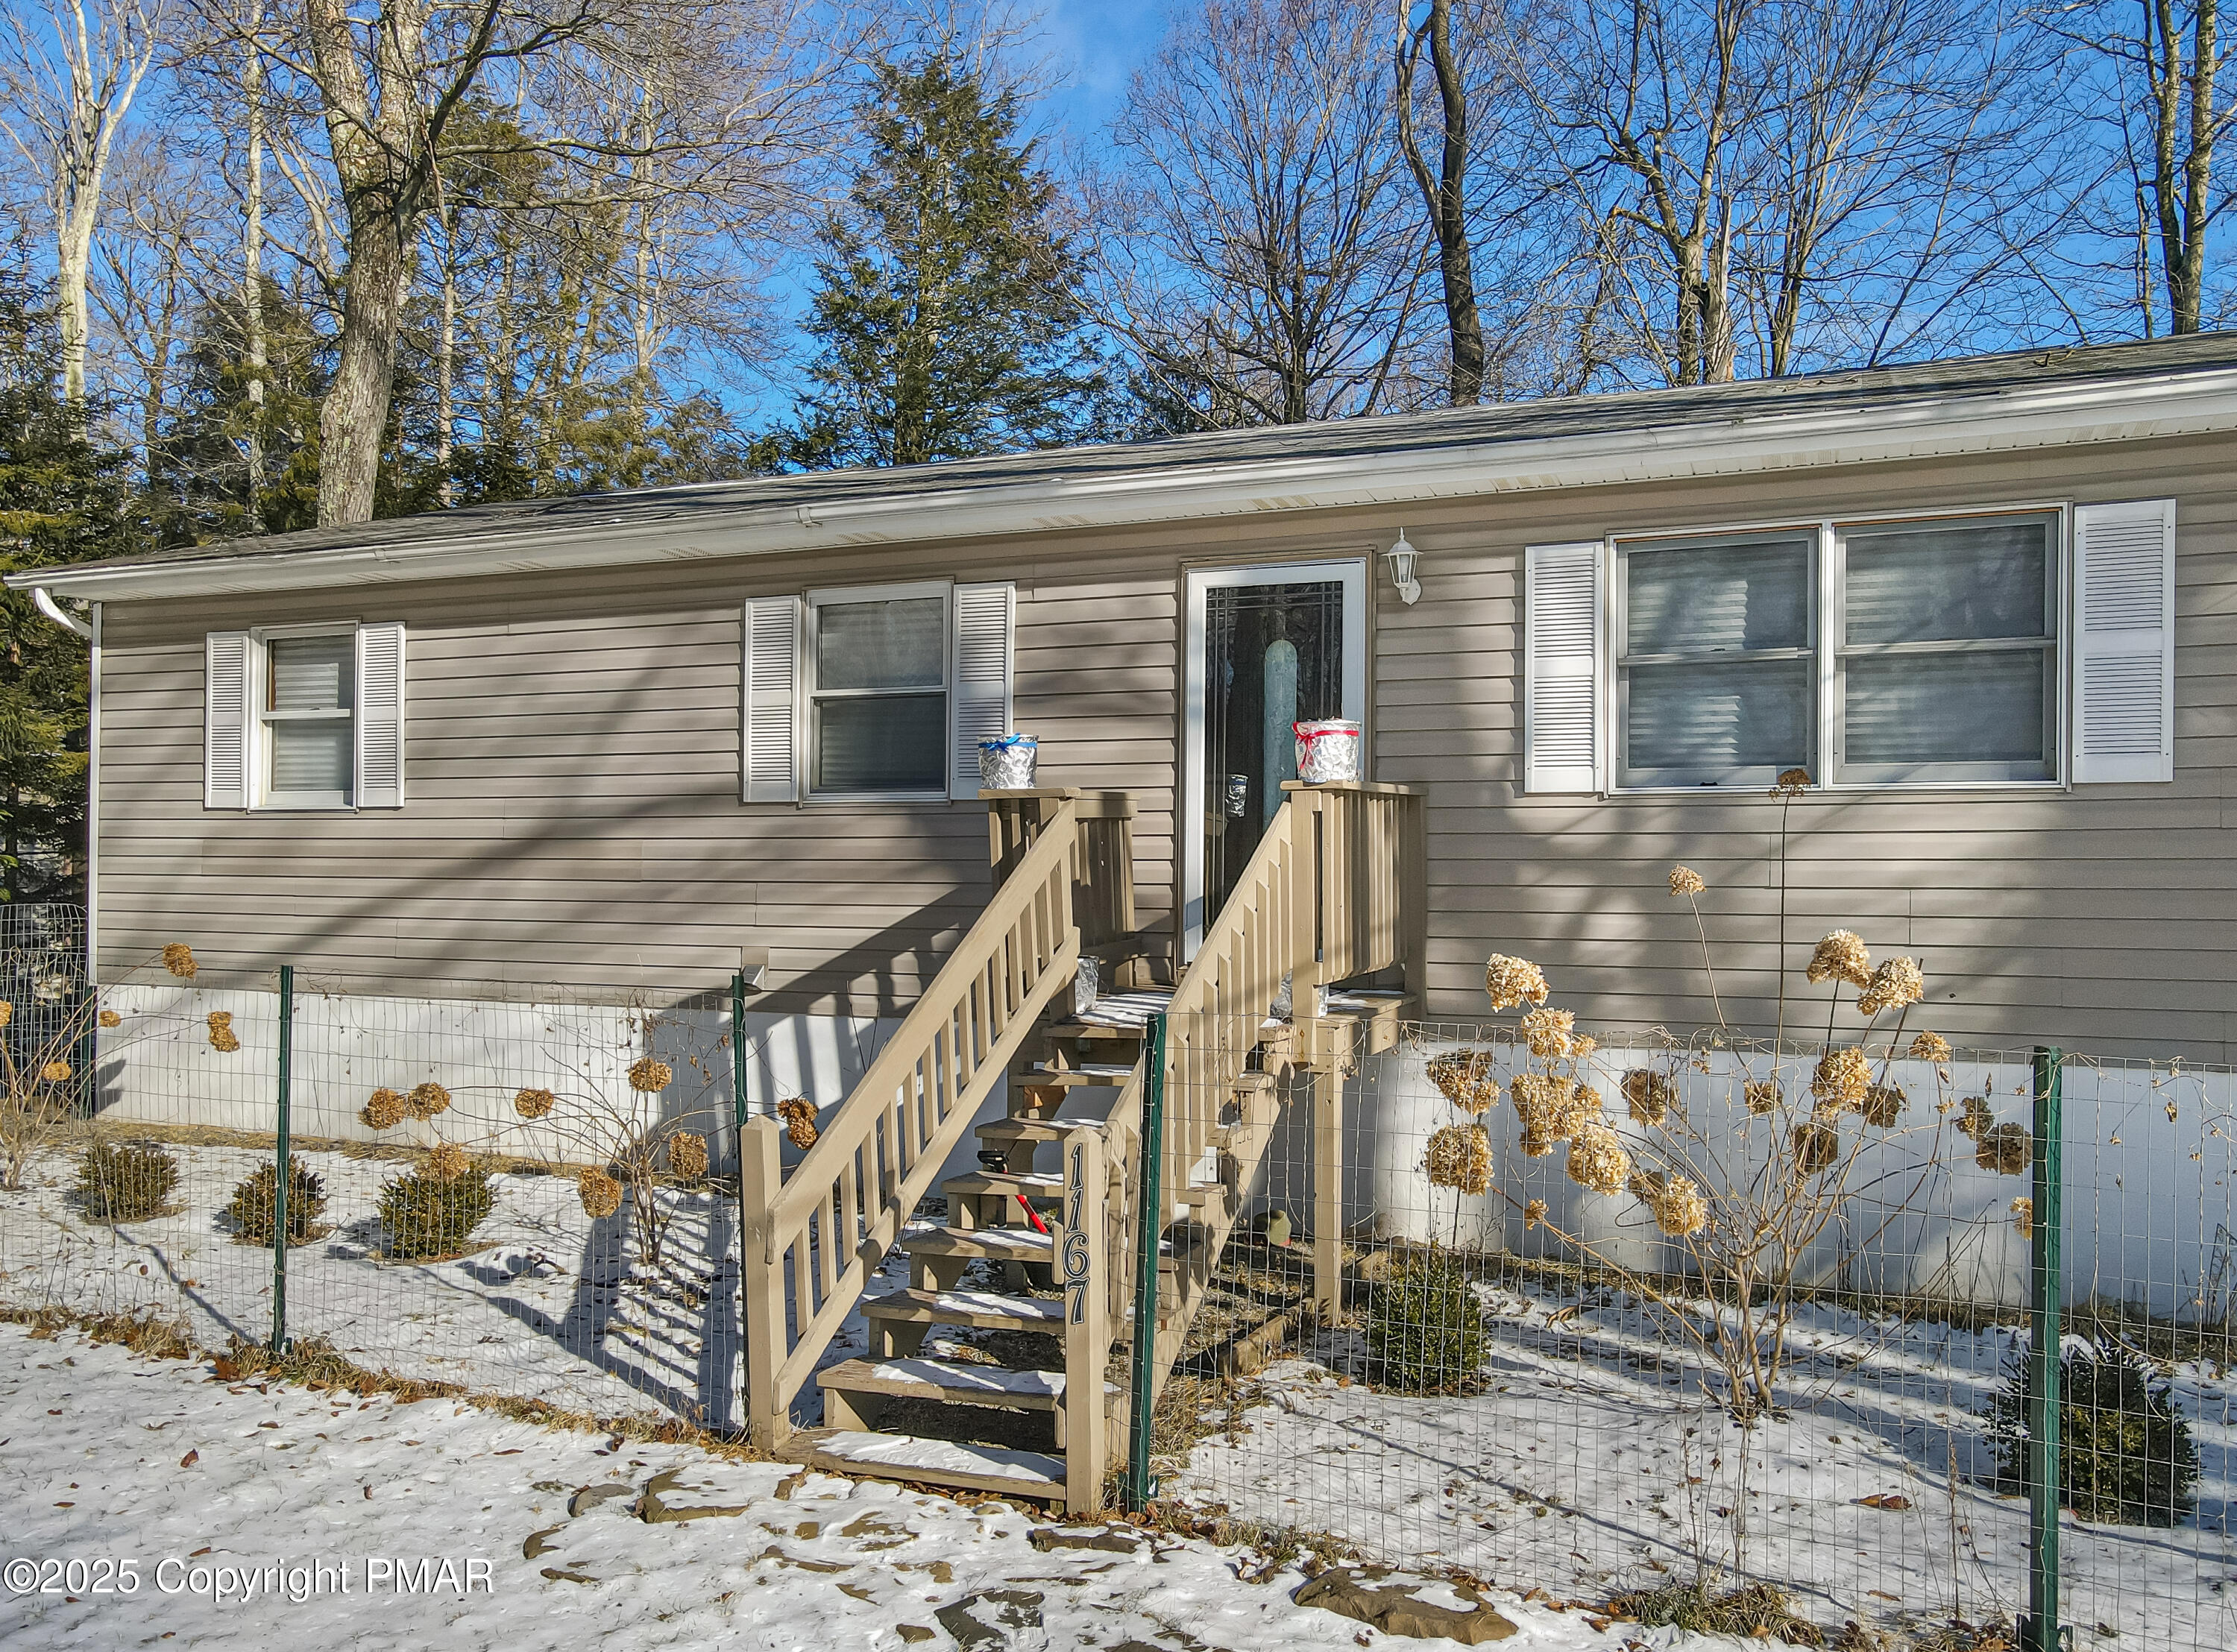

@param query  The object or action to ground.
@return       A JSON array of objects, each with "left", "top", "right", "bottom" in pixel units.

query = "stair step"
[
  {"left": 904, "top": 1224, "right": 1055, "bottom": 1263},
  {"left": 944, "top": 1169, "right": 1063, "bottom": 1199},
  {"left": 978, "top": 1116, "right": 1071, "bottom": 1146},
  {"left": 819, "top": 1356, "right": 1075, "bottom": 1412},
  {"left": 1023, "top": 1062, "right": 1135, "bottom": 1083},
  {"left": 1071, "top": 989, "right": 1175, "bottom": 1028},
  {"left": 1046, "top": 1021, "right": 1148, "bottom": 1041},
  {"left": 861, "top": 1287, "right": 1066, "bottom": 1333},
  {"left": 796, "top": 1428, "right": 1067, "bottom": 1501}
]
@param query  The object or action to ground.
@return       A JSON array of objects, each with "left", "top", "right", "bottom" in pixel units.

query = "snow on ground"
[
  {"left": 0, "top": 1140, "right": 771, "bottom": 1426},
  {"left": 0, "top": 1320, "right": 1646, "bottom": 1651},
  {"left": 1173, "top": 1280, "right": 2237, "bottom": 1649}
]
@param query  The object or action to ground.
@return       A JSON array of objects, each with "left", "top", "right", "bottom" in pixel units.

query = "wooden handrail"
[{"left": 741, "top": 799, "right": 1086, "bottom": 1446}]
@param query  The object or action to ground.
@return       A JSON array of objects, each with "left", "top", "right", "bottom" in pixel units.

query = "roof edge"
[{"left": 19, "top": 363, "right": 2237, "bottom": 602}]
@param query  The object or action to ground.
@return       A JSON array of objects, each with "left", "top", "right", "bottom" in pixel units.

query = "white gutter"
[
  {"left": 16, "top": 365, "right": 2237, "bottom": 602},
  {"left": 32, "top": 586, "right": 94, "bottom": 637}
]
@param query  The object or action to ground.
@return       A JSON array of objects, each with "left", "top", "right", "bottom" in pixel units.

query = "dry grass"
[
  {"left": 1608, "top": 1580, "right": 1825, "bottom": 1646},
  {"left": 1, "top": 1304, "right": 194, "bottom": 1360}
]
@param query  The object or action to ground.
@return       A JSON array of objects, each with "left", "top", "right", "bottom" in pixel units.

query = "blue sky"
[{"left": 1033, "top": 0, "right": 1169, "bottom": 136}]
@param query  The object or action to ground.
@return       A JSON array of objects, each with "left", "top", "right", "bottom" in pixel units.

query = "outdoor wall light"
[{"left": 1385, "top": 530, "right": 1421, "bottom": 605}]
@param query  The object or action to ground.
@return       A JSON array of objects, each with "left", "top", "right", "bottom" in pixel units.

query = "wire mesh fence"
[
  {"left": 1148, "top": 1014, "right": 2236, "bottom": 1651},
  {"left": 5, "top": 913, "right": 2234, "bottom": 1649},
  {"left": 0, "top": 933, "right": 758, "bottom": 1430}
]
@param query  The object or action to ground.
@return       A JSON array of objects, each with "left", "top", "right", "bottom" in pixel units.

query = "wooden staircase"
[{"left": 739, "top": 782, "right": 1424, "bottom": 1512}]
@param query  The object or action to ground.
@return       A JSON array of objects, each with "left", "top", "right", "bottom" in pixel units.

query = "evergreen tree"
[
  {"left": 780, "top": 54, "right": 1110, "bottom": 470},
  {"left": 0, "top": 272, "right": 136, "bottom": 901}
]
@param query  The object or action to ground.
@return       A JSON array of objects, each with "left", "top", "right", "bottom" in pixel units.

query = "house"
[
  {"left": 14, "top": 332, "right": 2235, "bottom": 1504},
  {"left": 18, "top": 332, "right": 2231, "bottom": 1062}
]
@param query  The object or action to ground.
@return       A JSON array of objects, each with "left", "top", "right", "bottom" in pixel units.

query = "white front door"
[{"left": 1180, "top": 559, "right": 1368, "bottom": 955}]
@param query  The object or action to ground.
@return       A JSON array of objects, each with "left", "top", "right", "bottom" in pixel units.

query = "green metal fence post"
[
  {"left": 1123, "top": 1012, "right": 1167, "bottom": 1512},
  {"left": 2021, "top": 1044, "right": 2063, "bottom": 1652},
  {"left": 271, "top": 964, "right": 294, "bottom": 1355}
]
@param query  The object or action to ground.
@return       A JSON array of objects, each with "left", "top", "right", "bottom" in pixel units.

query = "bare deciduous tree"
[
  {"left": 1093, "top": 0, "right": 1434, "bottom": 429},
  {"left": 0, "top": 0, "right": 163, "bottom": 403}
]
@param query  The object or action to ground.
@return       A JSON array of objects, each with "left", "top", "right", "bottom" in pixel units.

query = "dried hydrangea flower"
[
  {"left": 1520, "top": 1008, "right": 1575, "bottom": 1059},
  {"left": 1861, "top": 1082, "right": 1906, "bottom": 1129},
  {"left": 206, "top": 1010, "right": 239, "bottom": 1053},
  {"left": 361, "top": 1088, "right": 407, "bottom": 1130},
  {"left": 1743, "top": 1079, "right": 1782, "bottom": 1115},
  {"left": 1769, "top": 769, "right": 1812, "bottom": 800},
  {"left": 1668, "top": 866, "right": 1706, "bottom": 897},
  {"left": 578, "top": 1168, "right": 623, "bottom": 1220},
  {"left": 1977, "top": 1123, "right": 2032, "bottom": 1176},
  {"left": 1629, "top": 1168, "right": 1707, "bottom": 1238},
  {"left": 512, "top": 1087, "right": 556, "bottom": 1120},
  {"left": 1790, "top": 1121, "right": 1840, "bottom": 1177},
  {"left": 1482, "top": 953, "right": 1549, "bottom": 1012},
  {"left": 1956, "top": 1096, "right": 1995, "bottom": 1141},
  {"left": 0, "top": 1000, "right": 13, "bottom": 1027},
  {"left": 406, "top": 1082, "right": 452, "bottom": 1120},
  {"left": 2011, "top": 1197, "right": 2034, "bottom": 1240},
  {"left": 424, "top": 1143, "right": 472, "bottom": 1182},
  {"left": 1805, "top": 931, "right": 1872, "bottom": 989},
  {"left": 667, "top": 1131, "right": 709, "bottom": 1181},
  {"left": 1621, "top": 1069, "right": 1676, "bottom": 1127},
  {"left": 98, "top": 1009, "right": 120, "bottom": 1028},
  {"left": 1426, "top": 1123, "right": 1494, "bottom": 1194},
  {"left": 1571, "top": 1035, "right": 1598, "bottom": 1061},
  {"left": 1523, "top": 1198, "right": 1547, "bottom": 1230},
  {"left": 40, "top": 1059, "right": 70, "bottom": 1083},
  {"left": 1810, "top": 1047, "right": 1870, "bottom": 1113},
  {"left": 1426, "top": 1049, "right": 1500, "bottom": 1114},
  {"left": 162, "top": 942, "right": 197, "bottom": 980},
  {"left": 776, "top": 1097, "right": 819, "bottom": 1150},
  {"left": 1908, "top": 1031, "right": 1952, "bottom": 1062},
  {"left": 628, "top": 1057, "right": 673, "bottom": 1094},
  {"left": 1564, "top": 1120, "right": 1631, "bottom": 1195},
  {"left": 1857, "top": 956, "right": 1925, "bottom": 1017}
]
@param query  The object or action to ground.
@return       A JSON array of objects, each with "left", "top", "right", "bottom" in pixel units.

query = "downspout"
[
  {"left": 33, "top": 587, "right": 92, "bottom": 640},
  {"left": 26, "top": 588, "right": 99, "bottom": 980}
]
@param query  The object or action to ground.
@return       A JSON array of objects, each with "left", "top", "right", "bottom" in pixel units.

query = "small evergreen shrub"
[
  {"left": 226, "top": 1161, "right": 328, "bottom": 1246},
  {"left": 1986, "top": 1334, "right": 2199, "bottom": 1526},
  {"left": 377, "top": 1164, "right": 494, "bottom": 1259},
  {"left": 1366, "top": 1253, "right": 1488, "bottom": 1393},
  {"left": 76, "top": 1140, "right": 179, "bottom": 1221}
]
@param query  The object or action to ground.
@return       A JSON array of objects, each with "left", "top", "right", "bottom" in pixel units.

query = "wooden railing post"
[
  {"left": 1400, "top": 789, "right": 1429, "bottom": 1002},
  {"left": 740, "top": 1115, "right": 789, "bottom": 1451},
  {"left": 1060, "top": 1122, "right": 1108, "bottom": 1513},
  {"left": 1311, "top": 1062, "right": 1343, "bottom": 1324}
]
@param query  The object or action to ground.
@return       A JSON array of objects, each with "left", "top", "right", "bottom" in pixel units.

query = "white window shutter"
[
  {"left": 949, "top": 581, "right": 1016, "bottom": 799},
  {"left": 204, "top": 631, "right": 251, "bottom": 810},
  {"left": 354, "top": 621, "right": 406, "bottom": 808},
  {"left": 2073, "top": 499, "right": 2176, "bottom": 784},
  {"left": 743, "top": 595, "right": 802, "bottom": 803},
  {"left": 1523, "top": 542, "right": 1604, "bottom": 793}
]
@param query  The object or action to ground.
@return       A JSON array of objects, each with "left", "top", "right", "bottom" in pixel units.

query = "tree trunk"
[
  {"left": 317, "top": 208, "right": 412, "bottom": 526},
  {"left": 242, "top": 10, "right": 268, "bottom": 503},
  {"left": 1397, "top": 0, "right": 1485, "bottom": 404}
]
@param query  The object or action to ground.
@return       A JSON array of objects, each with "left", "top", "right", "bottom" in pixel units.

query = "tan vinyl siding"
[{"left": 94, "top": 430, "right": 2236, "bottom": 1059}]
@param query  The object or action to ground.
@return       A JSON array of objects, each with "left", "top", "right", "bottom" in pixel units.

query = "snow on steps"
[
  {"left": 818, "top": 1355, "right": 1072, "bottom": 1410},
  {"left": 796, "top": 1428, "right": 1067, "bottom": 1500},
  {"left": 860, "top": 1287, "right": 1066, "bottom": 1332}
]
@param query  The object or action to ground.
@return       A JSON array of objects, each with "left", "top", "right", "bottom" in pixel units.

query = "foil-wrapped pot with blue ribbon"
[{"left": 978, "top": 733, "right": 1039, "bottom": 790}]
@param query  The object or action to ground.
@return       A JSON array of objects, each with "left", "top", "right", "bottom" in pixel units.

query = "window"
[
  {"left": 262, "top": 631, "right": 356, "bottom": 807},
  {"left": 1611, "top": 511, "right": 2061, "bottom": 789},
  {"left": 805, "top": 584, "right": 949, "bottom": 796},
  {"left": 204, "top": 622, "right": 404, "bottom": 812},
  {"left": 1617, "top": 532, "right": 1815, "bottom": 788},
  {"left": 1835, "top": 517, "right": 2056, "bottom": 783}
]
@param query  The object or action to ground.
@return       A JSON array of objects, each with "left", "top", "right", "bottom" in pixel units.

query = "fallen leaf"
[
  {"left": 1855, "top": 1493, "right": 1912, "bottom": 1511},
  {"left": 178, "top": 1450, "right": 198, "bottom": 1468}
]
